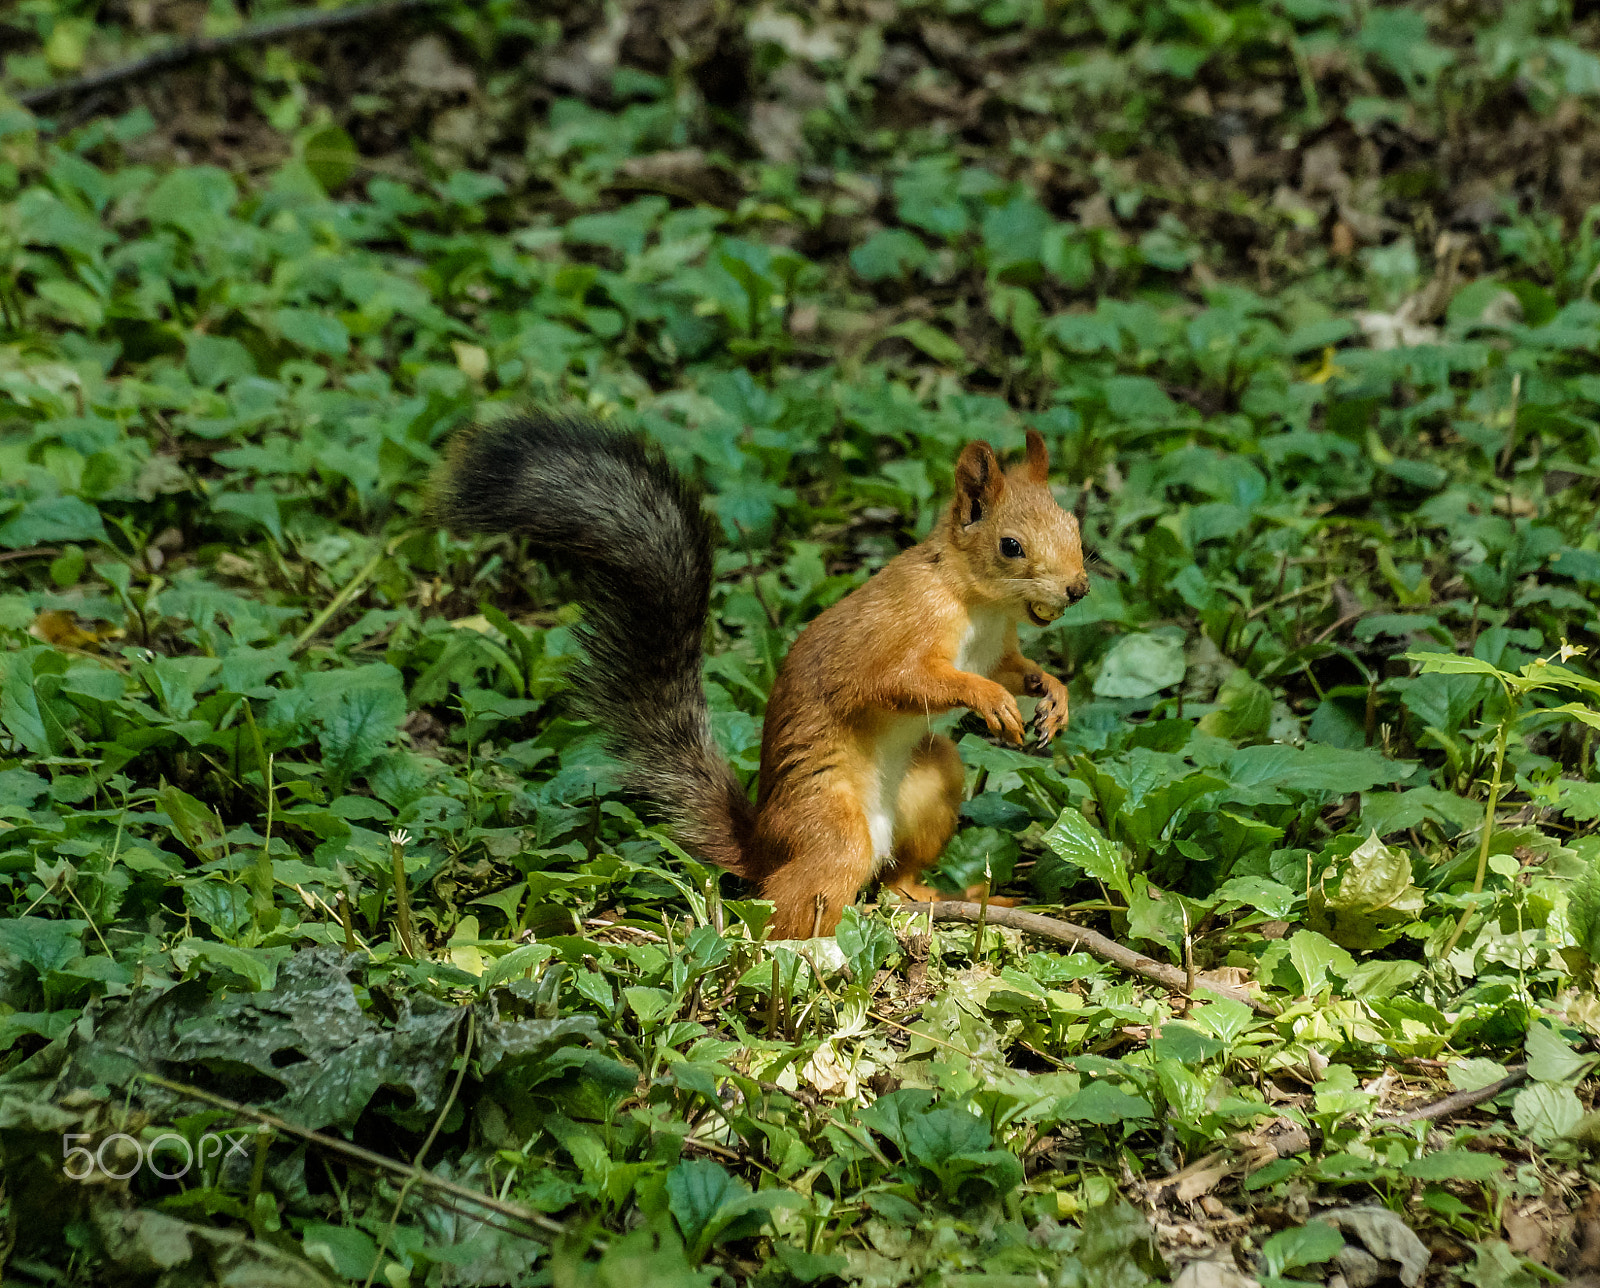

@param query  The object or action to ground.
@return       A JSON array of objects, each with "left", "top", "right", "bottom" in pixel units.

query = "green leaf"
[
  {"left": 315, "top": 666, "right": 408, "bottom": 787},
  {"left": 836, "top": 906, "right": 897, "bottom": 979},
  {"left": 1214, "top": 876, "right": 1298, "bottom": 918},
  {"left": 144, "top": 165, "right": 238, "bottom": 235},
  {"left": 1042, "top": 808, "right": 1130, "bottom": 901},
  {"left": 158, "top": 785, "right": 224, "bottom": 855},
  {"left": 1149, "top": 1023, "right": 1224, "bottom": 1063},
  {"left": 666, "top": 1158, "right": 788, "bottom": 1263},
  {"left": 1513, "top": 1083, "right": 1584, "bottom": 1145},
  {"left": 1195, "top": 668, "right": 1271, "bottom": 739},
  {"left": 1286, "top": 929, "right": 1354, "bottom": 998},
  {"left": 191, "top": 940, "right": 281, "bottom": 991},
  {"left": 1227, "top": 744, "right": 1414, "bottom": 799},
  {"left": 1262, "top": 1222, "right": 1344, "bottom": 1277},
  {"left": 1093, "top": 630, "right": 1186, "bottom": 699},
  {"left": 1311, "top": 831, "right": 1425, "bottom": 951},
  {"left": 1525, "top": 1020, "right": 1593, "bottom": 1085},
  {"left": 0, "top": 917, "right": 87, "bottom": 978},
  {"left": 884, "top": 320, "right": 968, "bottom": 367},
  {"left": 0, "top": 496, "right": 107, "bottom": 548},
  {"left": 1402, "top": 1150, "right": 1506, "bottom": 1181},
  {"left": 1544, "top": 702, "right": 1600, "bottom": 732},
  {"left": 850, "top": 229, "right": 930, "bottom": 281},
  {"left": 274, "top": 308, "right": 350, "bottom": 356},
  {"left": 300, "top": 123, "right": 359, "bottom": 192},
  {"left": 771, "top": 1244, "right": 848, "bottom": 1284},
  {"left": 1062, "top": 1080, "right": 1154, "bottom": 1125},
  {"left": 1404, "top": 651, "right": 1510, "bottom": 682},
  {"left": 186, "top": 333, "right": 256, "bottom": 388},
  {"left": 0, "top": 651, "right": 71, "bottom": 756}
]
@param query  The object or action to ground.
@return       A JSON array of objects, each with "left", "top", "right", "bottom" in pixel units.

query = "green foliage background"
[{"left": 1, "top": 0, "right": 1600, "bottom": 1283}]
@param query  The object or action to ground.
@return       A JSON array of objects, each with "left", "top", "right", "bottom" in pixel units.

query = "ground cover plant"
[{"left": 2, "top": 0, "right": 1600, "bottom": 1283}]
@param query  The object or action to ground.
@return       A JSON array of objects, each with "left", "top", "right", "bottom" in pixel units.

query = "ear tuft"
[
  {"left": 953, "top": 440, "right": 1003, "bottom": 525},
  {"left": 1024, "top": 429, "right": 1050, "bottom": 484}
]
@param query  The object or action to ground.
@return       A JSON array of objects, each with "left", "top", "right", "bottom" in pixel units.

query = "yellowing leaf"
[
  {"left": 448, "top": 915, "right": 486, "bottom": 976},
  {"left": 29, "top": 610, "right": 121, "bottom": 651},
  {"left": 452, "top": 342, "right": 489, "bottom": 381}
]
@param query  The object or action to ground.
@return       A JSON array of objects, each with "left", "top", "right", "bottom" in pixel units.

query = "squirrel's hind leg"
[
  {"left": 882, "top": 735, "right": 1022, "bottom": 907},
  {"left": 757, "top": 794, "right": 876, "bottom": 939},
  {"left": 879, "top": 735, "right": 964, "bottom": 903}
]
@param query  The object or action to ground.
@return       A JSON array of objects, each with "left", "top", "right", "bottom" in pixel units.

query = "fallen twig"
[
  {"left": 1374, "top": 1064, "right": 1529, "bottom": 1125},
  {"left": 1149, "top": 1117, "right": 1311, "bottom": 1203},
  {"left": 899, "top": 901, "right": 1276, "bottom": 1016},
  {"left": 19, "top": 0, "right": 441, "bottom": 111}
]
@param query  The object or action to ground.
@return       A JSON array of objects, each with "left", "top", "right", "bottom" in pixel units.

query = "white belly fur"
[{"left": 954, "top": 605, "right": 1008, "bottom": 677}]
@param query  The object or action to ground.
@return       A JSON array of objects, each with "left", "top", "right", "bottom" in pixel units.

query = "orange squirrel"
[{"left": 435, "top": 415, "right": 1088, "bottom": 938}]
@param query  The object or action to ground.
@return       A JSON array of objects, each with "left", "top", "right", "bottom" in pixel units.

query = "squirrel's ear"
[
  {"left": 1024, "top": 429, "right": 1049, "bottom": 484},
  {"left": 954, "top": 440, "right": 1004, "bottom": 526}
]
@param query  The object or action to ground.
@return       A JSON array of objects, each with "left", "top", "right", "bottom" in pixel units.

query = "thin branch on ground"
[
  {"left": 899, "top": 900, "right": 1277, "bottom": 1016},
  {"left": 19, "top": 0, "right": 441, "bottom": 111},
  {"left": 1375, "top": 1064, "right": 1530, "bottom": 1125}
]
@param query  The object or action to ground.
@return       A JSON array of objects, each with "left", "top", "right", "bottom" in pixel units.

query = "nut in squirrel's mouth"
[{"left": 1026, "top": 601, "right": 1063, "bottom": 626}]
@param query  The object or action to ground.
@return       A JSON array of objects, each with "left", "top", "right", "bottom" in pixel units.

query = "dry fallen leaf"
[
  {"left": 1323, "top": 1207, "right": 1431, "bottom": 1288},
  {"left": 30, "top": 610, "right": 121, "bottom": 651},
  {"left": 1171, "top": 1251, "right": 1260, "bottom": 1288}
]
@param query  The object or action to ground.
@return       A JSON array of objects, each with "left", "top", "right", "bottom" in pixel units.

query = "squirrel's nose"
[{"left": 1065, "top": 577, "right": 1090, "bottom": 603}]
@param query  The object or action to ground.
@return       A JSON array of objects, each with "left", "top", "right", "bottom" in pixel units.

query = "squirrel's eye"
[{"left": 999, "top": 537, "right": 1024, "bottom": 559}]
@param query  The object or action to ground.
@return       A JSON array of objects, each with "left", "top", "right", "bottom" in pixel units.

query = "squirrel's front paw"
[
  {"left": 1028, "top": 672, "right": 1070, "bottom": 746},
  {"left": 972, "top": 682, "right": 1026, "bottom": 745}
]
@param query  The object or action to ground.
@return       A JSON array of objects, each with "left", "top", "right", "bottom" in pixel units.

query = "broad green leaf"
[
  {"left": 1526, "top": 1020, "right": 1593, "bottom": 1085},
  {"left": 481, "top": 943, "right": 554, "bottom": 991},
  {"left": 1196, "top": 668, "right": 1271, "bottom": 739},
  {"left": 1042, "top": 808, "right": 1130, "bottom": 901},
  {"left": 1187, "top": 997, "right": 1256, "bottom": 1044},
  {"left": 274, "top": 308, "right": 350, "bottom": 356},
  {"left": 1092, "top": 630, "right": 1186, "bottom": 699},
  {"left": 190, "top": 940, "right": 281, "bottom": 992},
  {"left": 1544, "top": 701, "right": 1600, "bottom": 731},
  {"left": 884, "top": 320, "right": 967, "bottom": 367},
  {"left": 1061, "top": 1080, "right": 1154, "bottom": 1125},
  {"left": 850, "top": 229, "right": 930, "bottom": 281},
  {"left": 0, "top": 917, "right": 87, "bottom": 978},
  {"left": 1402, "top": 1150, "right": 1506, "bottom": 1181},
  {"left": 1513, "top": 1083, "right": 1584, "bottom": 1145},
  {"left": 1227, "top": 744, "right": 1414, "bottom": 799},
  {"left": 1214, "top": 876, "right": 1297, "bottom": 918},
  {"left": 1262, "top": 1221, "right": 1344, "bottom": 1276},
  {"left": 836, "top": 906, "right": 897, "bottom": 979},
  {"left": 317, "top": 667, "right": 408, "bottom": 786},
  {"left": 0, "top": 495, "right": 107, "bottom": 548},
  {"left": 158, "top": 785, "right": 224, "bottom": 855},
  {"left": 1404, "top": 651, "right": 1509, "bottom": 682},
  {"left": 666, "top": 1158, "right": 788, "bottom": 1263},
  {"left": 1286, "top": 929, "right": 1354, "bottom": 998},
  {"left": 0, "top": 652, "right": 71, "bottom": 757},
  {"left": 1312, "top": 831, "right": 1425, "bottom": 950}
]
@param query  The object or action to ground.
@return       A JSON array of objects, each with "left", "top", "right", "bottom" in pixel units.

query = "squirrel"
[{"left": 434, "top": 413, "right": 1088, "bottom": 939}]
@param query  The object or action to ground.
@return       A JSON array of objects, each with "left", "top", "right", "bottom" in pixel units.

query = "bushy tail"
[{"left": 433, "top": 413, "right": 757, "bottom": 876}]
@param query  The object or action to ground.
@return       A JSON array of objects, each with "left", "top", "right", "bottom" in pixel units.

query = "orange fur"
[{"left": 750, "top": 430, "right": 1088, "bottom": 937}]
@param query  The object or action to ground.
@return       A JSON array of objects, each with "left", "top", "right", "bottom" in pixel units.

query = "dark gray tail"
[{"left": 434, "top": 413, "right": 757, "bottom": 876}]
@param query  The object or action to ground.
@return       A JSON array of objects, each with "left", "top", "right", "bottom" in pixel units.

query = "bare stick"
[
  {"left": 1374, "top": 1065, "right": 1529, "bottom": 1125},
  {"left": 900, "top": 901, "right": 1276, "bottom": 1016},
  {"left": 21, "top": 0, "right": 441, "bottom": 111}
]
